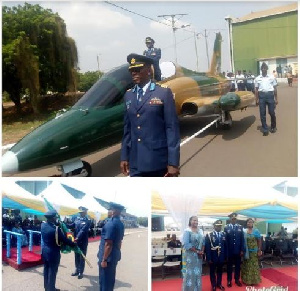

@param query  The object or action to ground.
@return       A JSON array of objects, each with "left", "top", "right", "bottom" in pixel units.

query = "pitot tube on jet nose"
[{"left": 213, "top": 92, "right": 241, "bottom": 111}]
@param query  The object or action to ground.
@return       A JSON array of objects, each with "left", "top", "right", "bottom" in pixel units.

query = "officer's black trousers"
[
  {"left": 227, "top": 254, "right": 241, "bottom": 282},
  {"left": 75, "top": 243, "right": 88, "bottom": 273},
  {"left": 99, "top": 262, "right": 118, "bottom": 291},
  {"left": 44, "top": 257, "right": 60, "bottom": 291},
  {"left": 209, "top": 262, "right": 223, "bottom": 287}
]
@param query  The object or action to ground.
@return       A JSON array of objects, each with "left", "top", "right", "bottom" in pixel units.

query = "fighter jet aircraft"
[{"left": 2, "top": 33, "right": 255, "bottom": 176}]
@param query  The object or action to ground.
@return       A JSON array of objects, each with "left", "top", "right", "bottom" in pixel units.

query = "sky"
[{"left": 3, "top": 1, "right": 295, "bottom": 73}]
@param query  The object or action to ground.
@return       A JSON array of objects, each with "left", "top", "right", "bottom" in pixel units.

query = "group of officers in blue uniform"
[
  {"left": 41, "top": 203, "right": 124, "bottom": 291},
  {"left": 205, "top": 213, "right": 245, "bottom": 291}
]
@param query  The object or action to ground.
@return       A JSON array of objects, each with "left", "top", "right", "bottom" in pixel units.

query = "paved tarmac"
[
  {"left": 7, "top": 83, "right": 297, "bottom": 177},
  {"left": 2, "top": 228, "right": 148, "bottom": 291}
]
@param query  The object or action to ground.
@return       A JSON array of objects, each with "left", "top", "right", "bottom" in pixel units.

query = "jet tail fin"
[{"left": 208, "top": 32, "right": 222, "bottom": 75}]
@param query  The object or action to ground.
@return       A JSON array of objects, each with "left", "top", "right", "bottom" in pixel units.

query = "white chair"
[
  {"left": 163, "top": 248, "right": 182, "bottom": 278},
  {"left": 152, "top": 248, "right": 165, "bottom": 279}
]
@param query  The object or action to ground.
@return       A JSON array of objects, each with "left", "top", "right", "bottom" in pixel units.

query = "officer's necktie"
[{"left": 137, "top": 88, "right": 143, "bottom": 103}]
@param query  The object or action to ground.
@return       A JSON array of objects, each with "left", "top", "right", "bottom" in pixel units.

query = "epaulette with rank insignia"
[{"left": 160, "top": 83, "right": 169, "bottom": 89}]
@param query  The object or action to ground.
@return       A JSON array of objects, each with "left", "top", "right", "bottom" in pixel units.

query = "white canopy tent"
[
  {"left": 151, "top": 179, "right": 298, "bottom": 236},
  {"left": 37, "top": 181, "right": 80, "bottom": 216},
  {"left": 78, "top": 194, "right": 107, "bottom": 221}
]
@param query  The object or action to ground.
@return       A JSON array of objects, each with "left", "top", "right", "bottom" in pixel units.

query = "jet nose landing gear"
[
  {"left": 58, "top": 160, "right": 92, "bottom": 177},
  {"left": 216, "top": 111, "right": 232, "bottom": 130}
]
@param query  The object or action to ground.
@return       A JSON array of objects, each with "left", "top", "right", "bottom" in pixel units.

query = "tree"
[
  {"left": 2, "top": 3, "right": 78, "bottom": 113},
  {"left": 137, "top": 217, "right": 148, "bottom": 227},
  {"left": 77, "top": 71, "right": 103, "bottom": 92}
]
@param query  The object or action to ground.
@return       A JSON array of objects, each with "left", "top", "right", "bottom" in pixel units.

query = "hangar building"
[{"left": 231, "top": 3, "right": 298, "bottom": 76}]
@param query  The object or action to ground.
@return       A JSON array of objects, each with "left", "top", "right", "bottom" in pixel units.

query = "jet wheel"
[
  {"left": 216, "top": 112, "right": 232, "bottom": 130},
  {"left": 65, "top": 161, "right": 92, "bottom": 177}
]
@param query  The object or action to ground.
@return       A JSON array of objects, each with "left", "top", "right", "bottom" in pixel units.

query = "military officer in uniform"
[
  {"left": 68, "top": 206, "right": 91, "bottom": 279},
  {"left": 41, "top": 210, "right": 76, "bottom": 291},
  {"left": 98, "top": 202, "right": 125, "bottom": 291},
  {"left": 254, "top": 62, "right": 278, "bottom": 136},
  {"left": 143, "top": 37, "right": 161, "bottom": 81},
  {"left": 98, "top": 208, "right": 113, "bottom": 229},
  {"left": 224, "top": 213, "right": 244, "bottom": 287},
  {"left": 205, "top": 220, "right": 227, "bottom": 291},
  {"left": 120, "top": 53, "right": 180, "bottom": 177}
]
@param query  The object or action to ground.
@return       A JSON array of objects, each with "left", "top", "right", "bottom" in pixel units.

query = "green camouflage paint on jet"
[{"left": 2, "top": 33, "right": 255, "bottom": 176}]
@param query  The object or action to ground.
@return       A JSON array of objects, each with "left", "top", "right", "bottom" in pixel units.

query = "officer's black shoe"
[
  {"left": 78, "top": 273, "right": 83, "bottom": 279},
  {"left": 227, "top": 281, "right": 232, "bottom": 287},
  {"left": 263, "top": 131, "right": 269, "bottom": 136},
  {"left": 71, "top": 272, "right": 79, "bottom": 276},
  {"left": 270, "top": 127, "right": 277, "bottom": 133},
  {"left": 235, "top": 281, "right": 242, "bottom": 287},
  {"left": 217, "top": 285, "right": 225, "bottom": 291}
]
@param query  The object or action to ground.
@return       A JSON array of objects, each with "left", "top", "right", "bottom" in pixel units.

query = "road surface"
[{"left": 2, "top": 228, "right": 148, "bottom": 291}]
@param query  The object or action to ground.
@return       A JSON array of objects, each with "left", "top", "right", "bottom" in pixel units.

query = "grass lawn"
[{"left": 2, "top": 96, "right": 74, "bottom": 145}]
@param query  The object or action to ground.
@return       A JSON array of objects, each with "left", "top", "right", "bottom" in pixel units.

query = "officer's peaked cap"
[
  {"left": 44, "top": 209, "right": 58, "bottom": 217},
  {"left": 214, "top": 219, "right": 223, "bottom": 226},
  {"left": 261, "top": 62, "right": 268, "bottom": 69},
  {"left": 109, "top": 202, "right": 125, "bottom": 211},
  {"left": 145, "top": 36, "right": 154, "bottom": 43},
  {"left": 78, "top": 206, "right": 88, "bottom": 212},
  {"left": 127, "top": 53, "right": 154, "bottom": 69},
  {"left": 229, "top": 212, "right": 238, "bottom": 218}
]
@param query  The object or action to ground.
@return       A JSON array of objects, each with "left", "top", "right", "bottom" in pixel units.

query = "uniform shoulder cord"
[
  {"left": 208, "top": 232, "right": 221, "bottom": 256},
  {"left": 55, "top": 226, "right": 61, "bottom": 246}
]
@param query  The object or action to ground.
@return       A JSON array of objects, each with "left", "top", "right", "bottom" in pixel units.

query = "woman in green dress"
[{"left": 241, "top": 218, "right": 262, "bottom": 285}]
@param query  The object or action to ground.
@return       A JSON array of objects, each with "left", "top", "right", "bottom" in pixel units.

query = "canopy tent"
[
  {"left": 151, "top": 180, "right": 298, "bottom": 233},
  {"left": 37, "top": 181, "right": 80, "bottom": 216},
  {"left": 2, "top": 181, "right": 79, "bottom": 216},
  {"left": 78, "top": 195, "right": 107, "bottom": 221},
  {"left": 273, "top": 179, "right": 298, "bottom": 196},
  {"left": 2, "top": 182, "right": 47, "bottom": 215}
]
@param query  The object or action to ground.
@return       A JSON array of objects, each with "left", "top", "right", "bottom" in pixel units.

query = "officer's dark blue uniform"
[
  {"left": 121, "top": 54, "right": 180, "bottom": 177},
  {"left": 205, "top": 220, "right": 227, "bottom": 291},
  {"left": 98, "top": 203, "right": 125, "bottom": 291},
  {"left": 143, "top": 37, "right": 161, "bottom": 81},
  {"left": 68, "top": 206, "right": 91, "bottom": 278},
  {"left": 41, "top": 210, "right": 75, "bottom": 291},
  {"left": 224, "top": 213, "right": 245, "bottom": 287}
]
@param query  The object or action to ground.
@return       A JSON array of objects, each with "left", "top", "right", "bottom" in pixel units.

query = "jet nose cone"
[{"left": 2, "top": 151, "right": 19, "bottom": 173}]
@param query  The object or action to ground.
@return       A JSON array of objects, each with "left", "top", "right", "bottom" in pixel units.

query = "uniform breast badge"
[
  {"left": 149, "top": 97, "right": 163, "bottom": 105},
  {"left": 126, "top": 100, "right": 131, "bottom": 109}
]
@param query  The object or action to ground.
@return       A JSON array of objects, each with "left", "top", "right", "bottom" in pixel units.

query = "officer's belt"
[
  {"left": 209, "top": 233, "right": 221, "bottom": 256},
  {"left": 55, "top": 226, "right": 61, "bottom": 246}
]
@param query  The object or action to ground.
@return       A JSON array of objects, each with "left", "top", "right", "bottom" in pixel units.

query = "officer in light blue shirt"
[{"left": 254, "top": 62, "right": 278, "bottom": 136}]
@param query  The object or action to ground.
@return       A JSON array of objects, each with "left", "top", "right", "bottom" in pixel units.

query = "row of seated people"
[
  {"left": 2, "top": 214, "right": 108, "bottom": 248},
  {"left": 152, "top": 234, "right": 182, "bottom": 249},
  {"left": 2, "top": 214, "right": 42, "bottom": 247}
]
